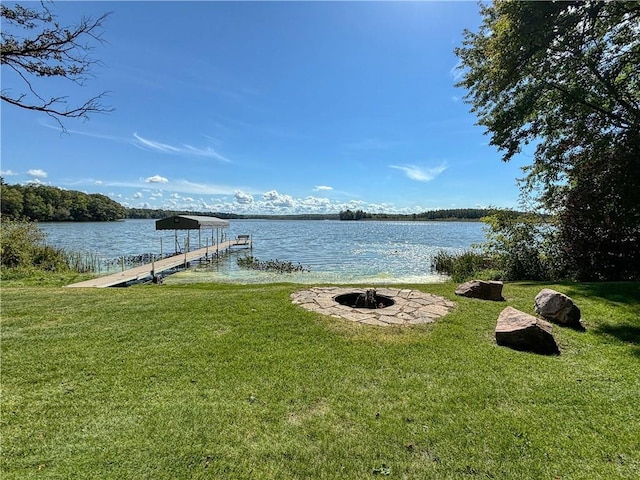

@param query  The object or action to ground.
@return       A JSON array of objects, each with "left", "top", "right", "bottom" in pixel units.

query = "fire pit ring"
[
  {"left": 334, "top": 289, "right": 395, "bottom": 309},
  {"left": 291, "top": 287, "right": 456, "bottom": 327}
]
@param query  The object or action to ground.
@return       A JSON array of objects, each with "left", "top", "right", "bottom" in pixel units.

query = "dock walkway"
[{"left": 66, "top": 238, "right": 249, "bottom": 288}]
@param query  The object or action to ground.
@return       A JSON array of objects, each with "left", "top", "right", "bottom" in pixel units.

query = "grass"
[{"left": 1, "top": 278, "right": 639, "bottom": 479}]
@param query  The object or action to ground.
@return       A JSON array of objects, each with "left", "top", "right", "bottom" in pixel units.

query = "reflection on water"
[{"left": 38, "top": 219, "right": 487, "bottom": 284}]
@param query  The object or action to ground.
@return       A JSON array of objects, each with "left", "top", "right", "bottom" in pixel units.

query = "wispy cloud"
[
  {"left": 389, "top": 163, "right": 447, "bottom": 182},
  {"left": 40, "top": 121, "right": 231, "bottom": 162},
  {"left": 313, "top": 185, "right": 333, "bottom": 191},
  {"left": 0, "top": 169, "right": 18, "bottom": 176},
  {"left": 97, "top": 178, "right": 245, "bottom": 196},
  {"left": 450, "top": 59, "right": 465, "bottom": 82},
  {"left": 133, "top": 133, "right": 231, "bottom": 162},
  {"left": 40, "top": 121, "right": 132, "bottom": 144},
  {"left": 133, "top": 133, "right": 181, "bottom": 153}
]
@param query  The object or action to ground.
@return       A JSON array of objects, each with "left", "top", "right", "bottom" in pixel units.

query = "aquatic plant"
[{"left": 237, "top": 256, "right": 310, "bottom": 273}]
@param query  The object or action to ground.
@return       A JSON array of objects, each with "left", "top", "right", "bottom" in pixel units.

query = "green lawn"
[{"left": 1, "top": 280, "right": 639, "bottom": 479}]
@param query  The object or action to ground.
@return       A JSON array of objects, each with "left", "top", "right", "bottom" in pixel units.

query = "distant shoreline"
[
  {"left": 125, "top": 208, "right": 497, "bottom": 223},
  {"left": 1, "top": 183, "right": 501, "bottom": 223}
]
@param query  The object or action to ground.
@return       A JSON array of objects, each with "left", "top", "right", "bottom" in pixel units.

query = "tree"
[
  {"left": 558, "top": 141, "right": 640, "bottom": 280},
  {"left": 0, "top": 183, "right": 126, "bottom": 221},
  {"left": 0, "top": 179, "right": 24, "bottom": 218},
  {"left": 1, "top": 2, "right": 112, "bottom": 128},
  {"left": 455, "top": 1, "right": 640, "bottom": 280}
]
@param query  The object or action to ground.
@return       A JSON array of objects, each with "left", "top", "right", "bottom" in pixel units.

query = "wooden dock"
[{"left": 65, "top": 238, "right": 250, "bottom": 288}]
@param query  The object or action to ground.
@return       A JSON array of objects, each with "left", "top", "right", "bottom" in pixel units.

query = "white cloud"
[
  {"left": 133, "top": 133, "right": 230, "bottom": 162},
  {"left": 301, "top": 196, "right": 331, "bottom": 208},
  {"left": 27, "top": 169, "right": 47, "bottom": 178},
  {"left": 183, "top": 144, "right": 231, "bottom": 162},
  {"left": 145, "top": 175, "right": 169, "bottom": 184},
  {"left": 151, "top": 192, "right": 163, "bottom": 198},
  {"left": 132, "top": 186, "right": 446, "bottom": 215},
  {"left": 234, "top": 190, "right": 254, "bottom": 204},
  {"left": 172, "top": 179, "right": 237, "bottom": 195},
  {"left": 133, "top": 192, "right": 143, "bottom": 199},
  {"left": 0, "top": 169, "right": 18, "bottom": 176},
  {"left": 134, "top": 133, "right": 181, "bottom": 153},
  {"left": 389, "top": 163, "right": 447, "bottom": 182},
  {"left": 42, "top": 123, "right": 231, "bottom": 161},
  {"left": 262, "top": 190, "right": 295, "bottom": 208},
  {"left": 62, "top": 176, "right": 248, "bottom": 198},
  {"left": 26, "top": 178, "right": 47, "bottom": 185},
  {"left": 313, "top": 185, "right": 333, "bottom": 191}
]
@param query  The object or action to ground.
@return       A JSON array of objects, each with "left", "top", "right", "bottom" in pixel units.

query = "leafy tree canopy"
[
  {"left": 0, "top": 181, "right": 126, "bottom": 222},
  {"left": 456, "top": 1, "right": 639, "bottom": 176},
  {"left": 455, "top": 1, "right": 640, "bottom": 280}
]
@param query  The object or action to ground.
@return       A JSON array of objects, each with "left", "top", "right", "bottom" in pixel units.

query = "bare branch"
[{"left": 1, "top": 3, "right": 112, "bottom": 126}]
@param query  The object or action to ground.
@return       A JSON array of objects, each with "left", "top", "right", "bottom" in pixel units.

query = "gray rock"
[
  {"left": 534, "top": 288, "right": 582, "bottom": 329},
  {"left": 495, "top": 306, "right": 560, "bottom": 355},
  {"left": 455, "top": 280, "right": 504, "bottom": 301}
]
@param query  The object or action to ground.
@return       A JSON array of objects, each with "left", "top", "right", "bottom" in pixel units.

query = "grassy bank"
[{"left": 1, "top": 280, "right": 639, "bottom": 479}]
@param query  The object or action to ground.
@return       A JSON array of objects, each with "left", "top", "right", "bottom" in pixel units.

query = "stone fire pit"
[{"left": 291, "top": 287, "right": 456, "bottom": 326}]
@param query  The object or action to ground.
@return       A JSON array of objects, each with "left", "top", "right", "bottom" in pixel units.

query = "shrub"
[
  {"left": 432, "top": 250, "right": 495, "bottom": 282},
  {"left": 481, "top": 209, "right": 560, "bottom": 281},
  {"left": 1, "top": 220, "right": 69, "bottom": 272}
]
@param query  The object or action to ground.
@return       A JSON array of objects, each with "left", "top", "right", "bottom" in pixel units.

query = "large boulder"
[
  {"left": 455, "top": 280, "right": 504, "bottom": 301},
  {"left": 534, "top": 288, "right": 582, "bottom": 329},
  {"left": 495, "top": 306, "right": 560, "bottom": 355}
]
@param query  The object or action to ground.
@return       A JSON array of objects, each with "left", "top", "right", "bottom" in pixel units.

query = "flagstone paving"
[{"left": 291, "top": 287, "right": 456, "bottom": 326}]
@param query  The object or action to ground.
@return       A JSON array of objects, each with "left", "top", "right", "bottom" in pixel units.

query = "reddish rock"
[
  {"left": 495, "top": 306, "right": 559, "bottom": 355},
  {"left": 455, "top": 280, "right": 504, "bottom": 301}
]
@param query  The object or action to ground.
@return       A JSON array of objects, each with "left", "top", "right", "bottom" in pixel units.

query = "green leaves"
[
  {"left": 455, "top": 1, "right": 640, "bottom": 280},
  {"left": 457, "top": 1, "right": 640, "bottom": 162}
]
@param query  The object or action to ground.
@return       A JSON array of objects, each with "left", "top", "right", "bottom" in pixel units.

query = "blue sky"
[{"left": 1, "top": 1, "right": 530, "bottom": 215}]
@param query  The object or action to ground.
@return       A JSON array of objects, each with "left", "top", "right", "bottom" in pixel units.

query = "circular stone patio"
[{"left": 291, "top": 287, "right": 456, "bottom": 327}]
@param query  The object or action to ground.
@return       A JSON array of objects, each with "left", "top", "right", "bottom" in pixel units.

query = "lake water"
[{"left": 37, "top": 219, "right": 486, "bottom": 284}]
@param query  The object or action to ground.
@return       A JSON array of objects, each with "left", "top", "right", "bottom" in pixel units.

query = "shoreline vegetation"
[
  {"left": 4, "top": 182, "right": 635, "bottom": 282},
  {"left": 1, "top": 181, "right": 501, "bottom": 223}
]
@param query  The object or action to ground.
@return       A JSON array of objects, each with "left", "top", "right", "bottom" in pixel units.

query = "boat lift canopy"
[
  {"left": 155, "top": 215, "right": 230, "bottom": 230},
  {"left": 155, "top": 215, "right": 230, "bottom": 254}
]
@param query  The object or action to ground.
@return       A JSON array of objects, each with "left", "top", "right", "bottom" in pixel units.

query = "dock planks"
[{"left": 65, "top": 239, "right": 249, "bottom": 288}]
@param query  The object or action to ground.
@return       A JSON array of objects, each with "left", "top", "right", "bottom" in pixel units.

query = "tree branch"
[{"left": 1, "top": 4, "right": 112, "bottom": 127}]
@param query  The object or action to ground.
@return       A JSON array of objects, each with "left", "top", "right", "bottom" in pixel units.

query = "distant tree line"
[
  {"left": 338, "top": 210, "right": 371, "bottom": 220},
  {"left": 126, "top": 208, "right": 243, "bottom": 220},
  {"left": 0, "top": 181, "right": 503, "bottom": 224},
  {"left": 0, "top": 181, "right": 126, "bottom": 222},
  {"left": 339, "top": 208, "right": 496, "bottom": 221}
]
